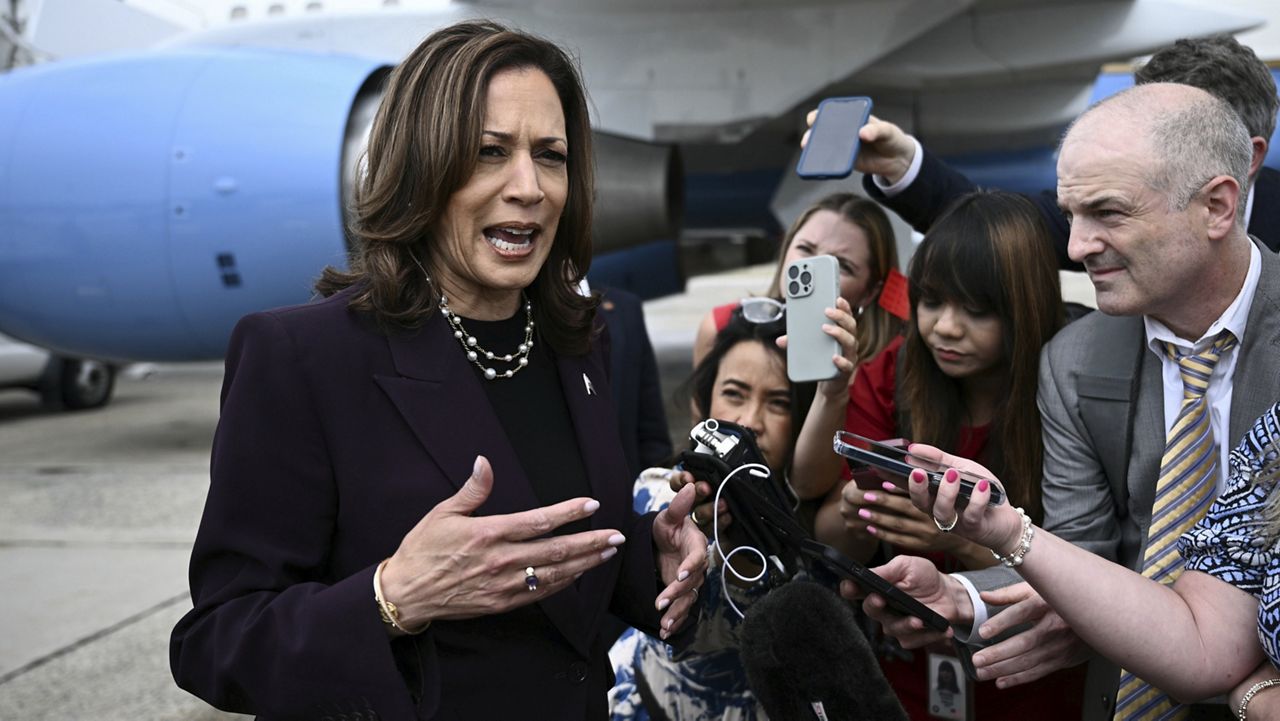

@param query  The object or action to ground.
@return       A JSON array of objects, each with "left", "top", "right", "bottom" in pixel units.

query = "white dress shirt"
[{"left": 1143, "top": 241, "right": 1261, "bottom": 493}]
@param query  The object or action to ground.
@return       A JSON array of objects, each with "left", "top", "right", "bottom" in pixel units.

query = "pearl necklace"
[{"left": 439, "top": 294, "right": 535, "bottom": 380}]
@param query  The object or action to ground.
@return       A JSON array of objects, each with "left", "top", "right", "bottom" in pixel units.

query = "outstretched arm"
[{"left": 906, "top": 446, "right": 1263, "bottom": 701}]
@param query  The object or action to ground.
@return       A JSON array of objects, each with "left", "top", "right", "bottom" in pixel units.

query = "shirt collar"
[{"left": 1245, "top": 181, "right": 1255, "bottom": 230}]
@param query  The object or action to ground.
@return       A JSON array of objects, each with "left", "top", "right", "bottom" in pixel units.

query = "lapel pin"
[{"left": 583, "top": 373, "right": 595, "bottom": 396}]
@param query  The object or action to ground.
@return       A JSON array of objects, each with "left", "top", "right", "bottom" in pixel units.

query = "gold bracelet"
[
  {"left": 374, "top": 557, "right": 428, "bottom": 635},
  {"left": 1237, "top": 677, "right": 1280, "bottom": 720}
]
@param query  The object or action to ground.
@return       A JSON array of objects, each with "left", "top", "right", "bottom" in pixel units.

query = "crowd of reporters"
[{"left": 167, "top": 20, "right": 1280, "bottom": 721}]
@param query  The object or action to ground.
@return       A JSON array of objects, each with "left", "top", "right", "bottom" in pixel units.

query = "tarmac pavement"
[{"left": 0, "top": 362, "right": 245, "bottom": 719}]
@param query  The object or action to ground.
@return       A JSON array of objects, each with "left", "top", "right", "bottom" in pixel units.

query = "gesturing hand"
[
  {"left": 379, "top": 456, "right": 630, "bottom": 631},
  {"left": 652, "top": 483, "right": 709, "bottom": 639}
]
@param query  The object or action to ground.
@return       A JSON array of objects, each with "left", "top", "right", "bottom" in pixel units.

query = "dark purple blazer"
[{"left": 170, "top": 288, "right": 677, "bottom": 720}]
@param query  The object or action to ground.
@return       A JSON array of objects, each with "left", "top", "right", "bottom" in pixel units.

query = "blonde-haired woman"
[{"left": 692, "top": 192, "right": 904, "bottom": 367}]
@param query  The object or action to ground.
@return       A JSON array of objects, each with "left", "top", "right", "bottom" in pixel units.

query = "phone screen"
[{"left": 796, "top": 97, "right": 872, "bottom": 179}]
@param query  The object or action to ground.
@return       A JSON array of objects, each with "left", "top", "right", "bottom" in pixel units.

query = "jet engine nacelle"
[
  {"left": 0, "top": 47, "right": 683, "bottom": 362},
  {"left": 0, "top": 48, "right": 381, "bottom": 361}
]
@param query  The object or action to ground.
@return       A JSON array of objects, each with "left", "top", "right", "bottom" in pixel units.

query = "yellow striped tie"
[{"left": 1113, "top": 331, "right": 1237, "bottom": 721}]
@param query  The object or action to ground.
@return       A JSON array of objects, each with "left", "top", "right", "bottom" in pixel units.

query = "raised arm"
[
  {"left": 786, "top": 298, "right": 860, "bottom": 499},
  {"left": 825, "top": 113, "right": 1079, "bottom": 270}
]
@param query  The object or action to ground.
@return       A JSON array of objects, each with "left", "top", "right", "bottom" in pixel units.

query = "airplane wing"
[
  {"left": 156, "top": 0, "right": 980, "bottom": 142},
  {"left": 160, "top": 0, "right": 1259, "bottom": 151}
]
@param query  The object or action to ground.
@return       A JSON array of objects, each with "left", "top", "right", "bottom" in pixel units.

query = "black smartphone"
[
  {"left": 796, "top": 96, "right": 873, "bottom": 179},
  {"left": 832, "top": 431, "right": 1005, "bottom": 507},
  {"left": 800, "top": 539, "right": 949, "bottom": 632}
]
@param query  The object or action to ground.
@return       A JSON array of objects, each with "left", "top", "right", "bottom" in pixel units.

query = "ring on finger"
[
  {"left": 524, "top": 566, "right": 539, "bottom": 592},
  {"left": 690, "top": 587, "right": 699, "bottom": 603},
  {"left": 933, "top": 514, "right": 958, "bottom": 533},
  {"left": 691, "top": 508, "right": 706, "bottom": 526}
]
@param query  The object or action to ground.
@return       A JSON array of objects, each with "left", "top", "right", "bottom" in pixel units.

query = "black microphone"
[{"left": 740, "top": 581, "right": 906, "bottom": 721}]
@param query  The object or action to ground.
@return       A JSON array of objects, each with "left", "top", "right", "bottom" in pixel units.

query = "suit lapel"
[
  {"left": 373, "top": 313, "right": 540, "bottom": 516},
  {"left": 1231, "top": 241, "right": 1280, "bottom": 442},
  {"left": 372, "top": 314, "right": 594, "bottom": 656},
  {"left": 1128, "top": 344, "right": 1165, "bottom": 536},
  {"left": 554, "top": 335, "right": 631, "bottom": 644},
  {"left": 1075, "top": 314, "right": 1147, "bottom": 503}
]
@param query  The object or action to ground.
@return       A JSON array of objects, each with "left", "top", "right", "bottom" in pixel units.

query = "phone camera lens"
[
  {"left": 800, "top": 271, "right": 812, "bottom": 285},
  {"left": 788, "top": 280, "right": 801, "bottom": 296},
  {"left": 788, "top": 266, "right": 800, "bottom": 279}
]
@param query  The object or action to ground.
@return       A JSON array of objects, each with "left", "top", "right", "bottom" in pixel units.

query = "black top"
[{"left": 460, "top": 308, "right": 592, "bottom": 535}]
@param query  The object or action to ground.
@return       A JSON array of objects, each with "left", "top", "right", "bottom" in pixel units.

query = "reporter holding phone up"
[
  {"left": 687, "top": 193, "right": 905, "bottom": 536},
  {"left": 790, "top": 191, "right": 1083, "bottom": 720},
  {"left": 894, "top": 400, "right": 1280, "bottom": 720},
  {"left": 692, "top": 192, "right": 905, "bottom": 368}
]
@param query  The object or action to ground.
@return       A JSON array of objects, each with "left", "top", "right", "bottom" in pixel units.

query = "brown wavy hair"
[
  {"left": 316, "top": 21, "right": 597, "bottom": 354},
  {"left": 766, "top": 193, "right": 904, "bottom": 365},
  {"left": 901, "top": 191, "right": 1064, "bottom": 523}
]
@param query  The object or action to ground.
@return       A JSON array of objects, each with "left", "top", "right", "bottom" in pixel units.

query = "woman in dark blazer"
[{"left": 169, "top": 22, "right": 707, "bottom": 721}]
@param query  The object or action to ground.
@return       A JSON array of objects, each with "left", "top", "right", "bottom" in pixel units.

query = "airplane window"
[
  {"left": 229, "top": 6, "right": 248, "bottom": 20},
  {"left": 306, "top": 2, "right": 324, "bottom": 11},
  {"left": 268, "top": 4, "right": 285, "bottom": 15}
]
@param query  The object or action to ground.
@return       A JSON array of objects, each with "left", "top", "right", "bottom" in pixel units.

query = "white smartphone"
[{"left": 784, "top": 254, "right": 840, "bottom": 383}]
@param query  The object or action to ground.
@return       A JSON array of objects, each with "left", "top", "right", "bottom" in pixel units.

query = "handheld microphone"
[{"left": 740, "top": 581, "right": 906, "bottom": 721}]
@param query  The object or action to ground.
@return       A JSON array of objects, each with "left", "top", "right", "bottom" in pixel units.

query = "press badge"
[{"left": 927, "top": 652, "right": 972, "bottom": 720}]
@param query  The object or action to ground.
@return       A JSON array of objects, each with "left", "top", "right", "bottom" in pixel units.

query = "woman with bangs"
[{"left": 793, "top": 190, "right": 1084, "bottom": 720}]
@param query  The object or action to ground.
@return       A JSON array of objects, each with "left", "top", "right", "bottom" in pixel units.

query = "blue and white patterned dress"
[
  {"left": 608, "top": 469, "right": 768, "bottom": 721},
  {"left": 1180, "top": 402, "right": 1280, "bottom": 668}
]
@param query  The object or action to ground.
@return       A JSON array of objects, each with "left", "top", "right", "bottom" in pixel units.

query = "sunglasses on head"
[{"left": 739, "top": 297, "right": 785, "bottom": 324}]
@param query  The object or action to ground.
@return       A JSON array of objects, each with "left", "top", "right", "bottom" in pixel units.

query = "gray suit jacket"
[{"left": 963, "top": 240, "right": 1280, "bottom": 720}]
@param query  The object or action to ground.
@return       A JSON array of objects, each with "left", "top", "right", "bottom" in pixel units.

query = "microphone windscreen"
[{"left": 740, "top": 581, "right": 906, "bottom": 721}]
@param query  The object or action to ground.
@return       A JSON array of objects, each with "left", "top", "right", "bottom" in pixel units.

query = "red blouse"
[{"left": 846, "top": 337, "right": 1084, "bottom": 721}]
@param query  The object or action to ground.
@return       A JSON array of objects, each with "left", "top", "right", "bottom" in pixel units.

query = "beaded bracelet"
[
  {"left": 1237, "top": 677, "right": 1280, "bottom": 720},
  {"left": 374, "top": 558, "right": 428, "bottom": 635},
  {"left": 990, "top": 507, "right": 1034, "bottom": 568}
]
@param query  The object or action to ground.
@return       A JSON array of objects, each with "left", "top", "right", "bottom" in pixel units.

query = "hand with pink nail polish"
[
  {"left": 901, "top": 443, "right": 1023, "bottom": 557},
  {"left": 843, "top": 474, "right": 992, "bottom": 564},
  {"left": 651, "top": 483, "right": 709, "bottom": 638}
]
